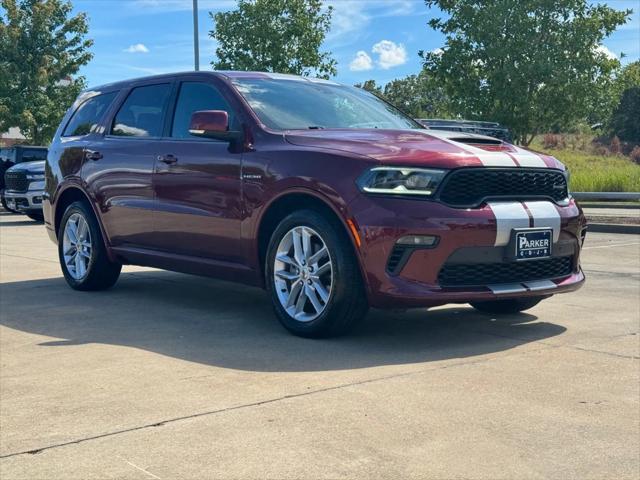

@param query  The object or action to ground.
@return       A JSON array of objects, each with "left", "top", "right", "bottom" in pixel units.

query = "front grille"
[
  {"left": 439, "top": 168, "right": 568, "bottom": 207},
  {"left": 438, "top": 256, "right": 573, "bottom": 287},
  {"left": 4, "top": 171, "right": 29, "bottom": 192}
]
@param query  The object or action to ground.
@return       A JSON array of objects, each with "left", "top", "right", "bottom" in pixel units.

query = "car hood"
[
  {"left": 284, "top": 129, "right": 563, "bottom": 170},
  {"left": 7, "top": 160, "right": 45, "bottom": 174}
]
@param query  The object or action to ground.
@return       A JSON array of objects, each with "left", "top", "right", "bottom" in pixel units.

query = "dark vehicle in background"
[
  {"left": 44, "top": 71, "right": 585, "bottom": 338},
  {"left": 418, "top": 119, "right": 513, "bottom": 143},
  {"left": 3, "top": 160, "right": 46, "bottom": 221},
  {"left": 0, "top": 145, "right": 48, "bottom": 212}
]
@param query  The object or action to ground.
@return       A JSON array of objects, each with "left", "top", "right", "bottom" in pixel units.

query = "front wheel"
[
  {"left": 58, "top": 201, "right": 122, "bottom": 291},
  {"left": 471, "top": 296, "right": 547, "bottom": 315},
  {"left": 266, "top": 210, "right": 368, "bottom": 338},
  {"left": 1, "top": 195, "right": 18, "bottom": 213}
]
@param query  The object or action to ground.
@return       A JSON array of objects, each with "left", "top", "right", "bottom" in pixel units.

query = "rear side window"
[
  {"left": 112, "top": 84, "right": 172, "bottom": 137},
  {"left": 171, "top": 82, "right": 234, "bottom": 139},
  {"left": 63, "top": 92, "right": 118, "bottom": 137},
  {"left": 20, "top": 149, "right": 47, "bottom": 162}
]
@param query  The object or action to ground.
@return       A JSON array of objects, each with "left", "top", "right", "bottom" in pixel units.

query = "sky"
[{"left": 67, "top": 0, "right": 640, "bottom": 89}]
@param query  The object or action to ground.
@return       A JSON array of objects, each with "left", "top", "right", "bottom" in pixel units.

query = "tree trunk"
[
  {"left": 32, "top": 127, "right": 44, "bottom": 146},
  {"left": 523, "top": 132, "right": 537, "bottom": 147}
]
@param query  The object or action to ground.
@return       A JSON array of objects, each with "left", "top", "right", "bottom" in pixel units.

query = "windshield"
[{"left": 232, "top": 78, "right": 422, "bottom": 131}]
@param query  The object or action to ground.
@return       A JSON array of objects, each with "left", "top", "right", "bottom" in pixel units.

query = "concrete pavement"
[{"left": 0, "top": 211, "right": 638, "bottom": 479}]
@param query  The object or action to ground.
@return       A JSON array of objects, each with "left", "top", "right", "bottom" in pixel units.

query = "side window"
[
  {"left": 20, "top": 149, "right": 47, "bottom": 162},
  {"left": 1, "top": 148, "right": 16, "bottom": 163},
  {"left": 171, "top": 82, "right": 234, "bottom": 139},
  {"left": 112, "top": 84, "right": 172, "bottom": 137},
  {"left": 63, "top": 92, "right": 118, "bottom": 137}
]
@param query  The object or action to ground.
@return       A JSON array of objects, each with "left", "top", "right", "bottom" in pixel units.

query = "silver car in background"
[{"left": 3, "top": 160, "right": 46, "bottom": 221}]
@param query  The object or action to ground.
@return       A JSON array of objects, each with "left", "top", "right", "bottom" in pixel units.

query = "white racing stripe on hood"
[
  {"left": 424, "top": 130, "right": 550, "bottom": 167},
  {"left": 524, "top": 201, "right": 561, "bottom": 242},
  {"left": 423, "top": 130, "right": 516, "bottom": 166},
  {"left": 488, "top": 202, "right": 530, "bottom": 246},
  {"left": 510, "top": 145, "right": 548, "bottom": 167}
]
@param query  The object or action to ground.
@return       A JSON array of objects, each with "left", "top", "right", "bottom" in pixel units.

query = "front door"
[{"left": 151, "top": 80, "right": 244, "bottom": 263}]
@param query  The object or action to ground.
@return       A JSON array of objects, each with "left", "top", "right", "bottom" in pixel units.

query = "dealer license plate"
[{"left": 514, "top": 229, "right": 552, "bottom": 260}]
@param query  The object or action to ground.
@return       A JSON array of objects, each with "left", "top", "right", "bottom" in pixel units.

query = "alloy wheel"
[
  {"left": 273, "top": 226, "right": 333, "bottom": 322},
  {"left": 62, "top": 213, "right": 92, "bottom": 280}
]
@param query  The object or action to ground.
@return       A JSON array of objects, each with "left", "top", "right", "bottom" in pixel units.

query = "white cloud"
[
  {"left": 324, "top": 1, "right": 422, "bottom": 45},
  {"left": 372, "top": 40, "right": 407, "bottom": 69},
  {"left": 124, "top": 43, "right": 150, "bottom": 54},
  {"left": 349, "top": 51, "right": 374, "bottom": 71},
  {"left": 325, "top": 0, "right": 370, "bottom": 43},
  {"left": 595, "top": 44, "right": 618, "bottom": 60}
]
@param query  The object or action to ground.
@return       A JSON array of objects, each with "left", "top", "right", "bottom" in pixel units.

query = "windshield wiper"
[{"left": 307, "top": 125, "right": 325, "bottom": 130}]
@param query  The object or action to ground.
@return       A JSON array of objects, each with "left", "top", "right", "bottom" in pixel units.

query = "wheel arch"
[
  {"left": 54, "top": 185, "right": 116, "bottom": 262},
  {"left": 255, "top": 189, "right": 368, "bottom": 293}
]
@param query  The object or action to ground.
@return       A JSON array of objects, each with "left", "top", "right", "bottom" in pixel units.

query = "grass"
[{"left": 529, "top": 136, "right": 640, "bottom": 192}]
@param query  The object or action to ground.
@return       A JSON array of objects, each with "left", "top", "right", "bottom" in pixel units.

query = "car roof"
[{"left": 86, "top": 70, "right": 341, "bottom": 93}]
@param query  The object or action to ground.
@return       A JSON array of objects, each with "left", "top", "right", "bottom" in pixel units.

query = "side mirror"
[{"left": 188, "top": 110, "right": 241, "bottom": 141}]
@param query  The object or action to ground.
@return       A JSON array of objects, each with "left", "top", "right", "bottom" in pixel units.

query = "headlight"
[
  {"left": 357, "top": 167, "right": 446, "bottom": 196},
  {"left": 26, "top": 173, "right": 45, "bottom": 181}
]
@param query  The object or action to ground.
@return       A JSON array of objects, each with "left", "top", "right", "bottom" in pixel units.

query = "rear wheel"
[
  {"left": 58, "top": 201, "right": 121, "bottom": 291},
  {"left": 471, "top": 296, "right": 546, "bottom": 315},
  {"left": 266, "top": 210, "right": 368, "bottom": 338}
]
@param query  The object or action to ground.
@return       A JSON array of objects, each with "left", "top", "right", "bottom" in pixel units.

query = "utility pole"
[{"left": 193, "top": 0, "right": 200, "bottom": 71}]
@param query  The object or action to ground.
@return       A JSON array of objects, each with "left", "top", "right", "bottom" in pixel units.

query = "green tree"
[
  {"left": 588, "top": 61, "right": 640, "bottom": 126},
  {"left": 613, "top": 61, "right": 640, "bottom": 99},
  {"left": 383, "top": 71, "right": 450, "bottom": 118},
  {"left": 609, "top": 87, "right": 640, "bottom": 144},
  {"left": 354, "top": 79, "right": 383, "bottom": 96},
  {"left": 0, "top": 0, "right": 92, "bottom": 145},
  {"left": 210, "top": 0, "right": 336, "bottom": 79},
  {"left": 356, "top": 73, "right": 450, "bottom": 119},
  {"left": 421, "top": 0, "right": 631, "bottom": 145}
]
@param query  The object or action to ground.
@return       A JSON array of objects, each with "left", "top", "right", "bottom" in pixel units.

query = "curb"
[{"left": 587, "top": 223, "right": 640, "bottom": 235}]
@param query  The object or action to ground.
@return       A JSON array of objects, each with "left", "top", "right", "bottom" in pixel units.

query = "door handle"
[
  {"left": 158, "top": 154, "right": 178, "bottom": 165},
  {"left": 85, "top": 150, "right": 103, "bottom": 161}
]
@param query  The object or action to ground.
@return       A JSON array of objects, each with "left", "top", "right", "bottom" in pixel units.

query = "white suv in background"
[{"left": 4, "top": 160, "right": 46, "bottom": 221}]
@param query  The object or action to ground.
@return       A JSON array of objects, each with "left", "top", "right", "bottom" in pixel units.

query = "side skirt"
[{"left": 111, "top": 246, "right": 263, "bottom": 287}]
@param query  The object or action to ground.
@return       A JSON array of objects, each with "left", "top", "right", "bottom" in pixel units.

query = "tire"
[
  {"left": 1, "top": 195, "right": 19, "bottom": 213},
  {"left": 58, "top": 201, "right": 122, "bottom": 291},
  {"left": 470, "top": 296, "right": 547, "bottom": 315},
  {"left": 265, "top": 209, "right": 368, "bottom": 338},
  {"left": 27, "top": 212, "right": 44, "bottom": 222}
]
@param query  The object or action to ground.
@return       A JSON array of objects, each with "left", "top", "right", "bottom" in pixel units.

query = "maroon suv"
[{"left": 44, "top": 71, "right": 586, "bottom": 337}]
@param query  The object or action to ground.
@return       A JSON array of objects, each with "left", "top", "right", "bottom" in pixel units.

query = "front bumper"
[
  {"left": 3, "top": 188, "right": 45, "bottom": 213},
  {"left": 349, "top": 195, "right": 586, "bottom": 308}
]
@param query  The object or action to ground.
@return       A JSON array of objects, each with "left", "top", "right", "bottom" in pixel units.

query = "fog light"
[
  {"left": 396, "top": 235, "right": 438, "bottom": 247},
  {"left": 32, "top": 196, "right": 42, "bottom": 204}
]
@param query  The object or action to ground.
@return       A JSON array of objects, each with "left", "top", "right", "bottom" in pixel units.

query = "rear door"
[
  {"left": 82, "top": 82, "right": 173, "bottom": 247},
  {"left": 150, "top": 78, "right": 244, "bottom": 262}
]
